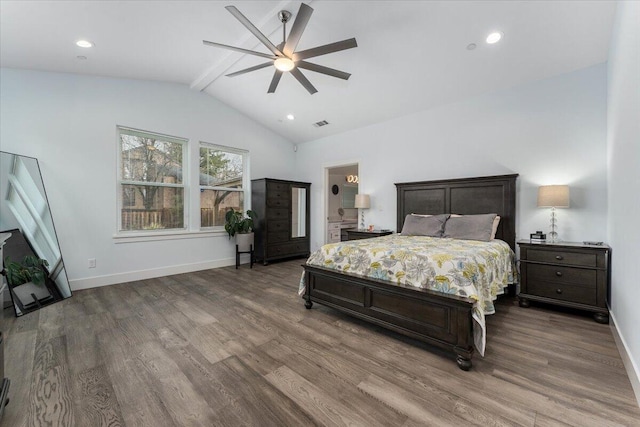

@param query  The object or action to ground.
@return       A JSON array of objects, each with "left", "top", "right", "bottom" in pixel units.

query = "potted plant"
[
  {"left": 3, "top": 255, "right": 48, "bottom": 287},
  {"left": 224, "top": 208, "right": 257, "bottom": 252},
  {"left": 2, "top": 255, "right": 51, "bottom": 305}
]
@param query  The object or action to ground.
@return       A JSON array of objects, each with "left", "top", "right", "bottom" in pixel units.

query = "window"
[
  {"left": 199, "top": 143, "right": 249, "bottom": 228},
  {"left": 118, "top": 127, "right": 187, "bottom": 232}
]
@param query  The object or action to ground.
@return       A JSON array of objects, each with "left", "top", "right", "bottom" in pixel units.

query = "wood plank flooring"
[{"left": 1, "top": 260, "right": 638, "bottom": 426}]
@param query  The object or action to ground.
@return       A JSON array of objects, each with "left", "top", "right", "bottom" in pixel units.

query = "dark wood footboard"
[{"left": 303, "top": 264, "right": 476, "bottom": 370}]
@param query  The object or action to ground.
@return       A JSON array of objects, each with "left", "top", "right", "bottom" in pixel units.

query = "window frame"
[
  {"left": 198, "top": 142, "right": 250, "bottom": 230},
  {"left": 117, "top": 126, "right": 189, "bottom": 234}
]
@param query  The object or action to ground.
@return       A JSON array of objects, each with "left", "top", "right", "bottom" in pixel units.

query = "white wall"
[
  {"left": 607, "top": 0, "right": 640, "bottom": 402},
  {"left": 0, "top": 68, "right": 296, "bottom": 289},
  {"left": 296, "top": 64, "right": 608, "bottom": 252}
]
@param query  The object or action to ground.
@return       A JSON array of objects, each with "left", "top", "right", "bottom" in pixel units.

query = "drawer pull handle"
[
  {"left": 556, "top": 289, "right": 563, "bottom": 294},
  {"left": 556, "top": 271, "right": 563, "bottom": 277},
  {"left": 555, "top": 255, "right": 563, "bottom": 260}
]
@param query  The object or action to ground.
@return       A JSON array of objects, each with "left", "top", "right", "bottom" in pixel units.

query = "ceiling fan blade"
[
  {"left": 283, "top": 3, "right": 313, "bottom": 57},
  {"left": 268, "top": 70, "right": 283, "bottom": 93},
  {"left": 226, "top": 62, "right": 274, "bottom": 78},
  {"left": 225, "top": 5, "right": 284, "bottom": 57},
  {"left": 296, "top": 61, "right": 351, "bottom": 80},
  {"left": 290, "top": 68, "right": 318, "bottom": 94},
  {"left": 203, "top": 40, "right": 276, "bottom": 60},
  {"left": 293, "top": 38, "right": 358, "bottom": 61}
]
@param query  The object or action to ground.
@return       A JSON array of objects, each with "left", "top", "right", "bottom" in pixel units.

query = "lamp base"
[{"left": 549, "top": 207, "right": 559, "bottom": 243}]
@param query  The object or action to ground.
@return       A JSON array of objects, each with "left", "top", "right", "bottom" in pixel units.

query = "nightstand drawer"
[
  {"left": 527, "top": 264, "right": 596, "bottom": 287},
  {"left": 345, "top": 230, "right": 393, "bottom": 241},
  {"left": 527, "top": 281, "right": 597, "bottom": 306},
  {"left": 347, "top": 233, "right": 372, "bottom": 240},
  {"left": 526, "top": 249, "right": 597, "bottom": 267}
]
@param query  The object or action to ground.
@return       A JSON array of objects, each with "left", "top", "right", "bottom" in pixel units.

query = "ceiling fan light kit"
[
  {"left": 274, "top": 57, "right": 295, "bottom": 72},
  {"left": 203, "top": 3, "right": 357, "bottom": 94}
]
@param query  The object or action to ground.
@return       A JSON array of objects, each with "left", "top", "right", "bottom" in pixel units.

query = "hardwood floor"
[{"left": 1, "top": 260, "right": 638, "bottom": 426}]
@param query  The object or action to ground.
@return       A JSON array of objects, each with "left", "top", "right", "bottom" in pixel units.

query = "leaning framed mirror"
[{"left": 0, "top": 151, "right": 71, "bottom": 316}]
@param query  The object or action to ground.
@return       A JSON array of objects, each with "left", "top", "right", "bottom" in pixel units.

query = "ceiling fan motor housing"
[{"left": 278, "top": 10, "right": 292, "bottom": 24}]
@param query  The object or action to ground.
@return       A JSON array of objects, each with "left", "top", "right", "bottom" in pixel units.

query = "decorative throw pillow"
[
  {"left": 490, "top": 215, "right": 501, "bottom": 240},
  {"left": 401, "top": 214, "right": 450, "bottom": 237},
  {"left": 443, "top": 213, "right": 498, "bottom": 241},
  {"left": 449, "top": 214, "right": 501, "bottom": 240}
]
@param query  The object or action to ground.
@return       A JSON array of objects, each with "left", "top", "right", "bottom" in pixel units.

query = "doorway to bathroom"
[{"left": 325, "top": 163, "right": 359, "bottom": 244}]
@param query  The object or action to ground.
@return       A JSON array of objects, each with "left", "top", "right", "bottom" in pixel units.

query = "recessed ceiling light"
[
  {"left": 76, "top": 40, "right": 93, "bottom": 48},
  {"left": 76, "top": 55, "right": 87, "bottom": 60},
  {"left": 466, "top": 43, "right": 477, "bottom": 51},
  {"left": 486, "top": 32, "right": 503, "bottom": 44},
  {"left": 286, "top": 114, "right": 295, "bottom": 121}
]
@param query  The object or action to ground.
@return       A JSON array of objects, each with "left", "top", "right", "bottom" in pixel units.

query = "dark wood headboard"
[{"left": 395, "top": 174, "right": 518, "bottom": 251}]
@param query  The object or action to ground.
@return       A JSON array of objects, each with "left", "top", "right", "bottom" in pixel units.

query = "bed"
[{"left": 300, "top": 174, "right": 518, "bottom": 370}]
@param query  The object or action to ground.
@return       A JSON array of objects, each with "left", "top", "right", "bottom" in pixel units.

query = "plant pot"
[
  {"left": 235, "top": 232, "right": 254, "bottom": 252},
  {"left": 12, "top": 281, "right": 52, "bottom": 306}
]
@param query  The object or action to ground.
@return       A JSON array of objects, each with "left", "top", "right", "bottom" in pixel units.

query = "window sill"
[{"left": 113, "top": 229, "right": 228, "bottom": 244}]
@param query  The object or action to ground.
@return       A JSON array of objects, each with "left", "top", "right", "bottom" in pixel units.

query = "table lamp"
[
  {"left": 354, "top": 194, "right": 370, "bottom": 230},
  {"left": 537, "top": 185, "right": 570, "bottom": 242}
]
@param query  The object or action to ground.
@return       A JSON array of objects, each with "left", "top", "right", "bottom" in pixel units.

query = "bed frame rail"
[{"left": 304, "top": 264, "right": 475, "bottom": 370}]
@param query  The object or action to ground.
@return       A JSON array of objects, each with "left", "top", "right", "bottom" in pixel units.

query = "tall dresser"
[{"left": 251, "top": 178, "right": 311, "bottom": 265}]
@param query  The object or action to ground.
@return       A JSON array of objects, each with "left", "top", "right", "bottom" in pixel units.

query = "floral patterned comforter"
[{"left": 299, "top": 235, "right": 516, "bottom": 356}]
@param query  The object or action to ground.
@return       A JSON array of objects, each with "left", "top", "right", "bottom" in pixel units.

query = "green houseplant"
[
  {"left": 3, "top": 255, "right": 49, "bottom": 287},
  {"left": 224, "top": 209, "right": 257, "bottom": 238},
  {"left": 224, "top": 209, "right": 257, "bottom": 253}
]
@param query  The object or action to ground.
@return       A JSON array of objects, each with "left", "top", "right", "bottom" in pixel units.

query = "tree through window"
[
  {"left": 118, "top": 128, "right": 187, "bottom": 231},
  {"left": 199, "top": 143, "right": 249, "bottom": 228}
]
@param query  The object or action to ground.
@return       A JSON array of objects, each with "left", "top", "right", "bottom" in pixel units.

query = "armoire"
[{"left": 251, "top": 178, "right": 311, "bottom": 265}]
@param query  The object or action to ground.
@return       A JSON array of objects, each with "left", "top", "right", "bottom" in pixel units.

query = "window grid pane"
[
  {"left": 199, "top": 147, "right": 243, "bottom": 187},
  {"left": 200, "top": 189, "right": 244, "bottom": 227},
  {"left": 121, "top": 133, "right": 183, "bottom": 184},
  {"left": 120, "top": 184, "right": 184, "bottom": 231}
]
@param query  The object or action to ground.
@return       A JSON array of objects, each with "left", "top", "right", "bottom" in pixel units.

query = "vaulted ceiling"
[{"left": 0, "top": 1, "right": 616, "bottom": 143}]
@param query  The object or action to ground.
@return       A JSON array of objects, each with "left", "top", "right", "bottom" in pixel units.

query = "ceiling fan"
[{"left": 203, "top": 3, "right": 357, "bottom": 94}]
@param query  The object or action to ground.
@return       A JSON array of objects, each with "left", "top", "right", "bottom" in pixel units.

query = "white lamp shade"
[
  {"left": 354, "top": 194, "right": 370, "bottom": 209},
  {"left": 537, "top": 185, "right": 570, "bottom": 208}
]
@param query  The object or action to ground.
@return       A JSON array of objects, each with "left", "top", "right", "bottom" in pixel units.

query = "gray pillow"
[
  {"left": 443, "top": 213, "right": 497, "bottom": 242},
  {"left": 401, "top": 214, "right": 450, "bottom": 237}
]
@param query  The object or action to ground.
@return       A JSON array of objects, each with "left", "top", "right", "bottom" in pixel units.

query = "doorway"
[{"left": 325, "top": 164, "right": 359, "bottom": 244}]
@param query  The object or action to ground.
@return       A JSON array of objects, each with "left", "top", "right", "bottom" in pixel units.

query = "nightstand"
[
  {"left": 518, "top": 240, "right": 611, "bottom": 324},
  {"left": 345, "top": 229, "right": 393, "bottom": 241}
]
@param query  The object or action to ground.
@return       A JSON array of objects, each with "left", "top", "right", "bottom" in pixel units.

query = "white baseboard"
[
  {"left": 610, "top": 311, "right": 640, "bottom": 408},
  {"left": 69, "top": 257, "right": 237, "bottom": 291}
]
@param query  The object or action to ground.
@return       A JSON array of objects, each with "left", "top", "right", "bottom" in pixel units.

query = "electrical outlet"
[{"left": 88, "top": 258, "right": 96, "bottom": 268}]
